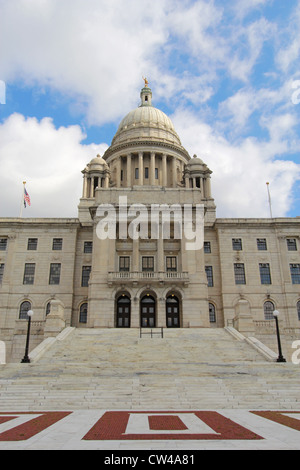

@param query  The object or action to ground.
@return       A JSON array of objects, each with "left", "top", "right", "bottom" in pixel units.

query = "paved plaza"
[{"left": 0, "top": 409, "right": 299, "bottom": 450}]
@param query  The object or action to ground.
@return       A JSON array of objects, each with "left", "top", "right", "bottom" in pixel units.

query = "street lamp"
[
  {"left": 21, "top": 309, "right": 34, "bottom": 363},
  {"left": 272, "top": 310, "right": 286, "bottom": 363}
]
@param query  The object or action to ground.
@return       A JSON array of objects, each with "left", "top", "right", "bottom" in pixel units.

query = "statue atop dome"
[{"left": 142, "top": 76, "right": 149, "bottom": 87}]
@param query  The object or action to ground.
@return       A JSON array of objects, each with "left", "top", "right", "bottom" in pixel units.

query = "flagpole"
[
  {"left": 266, "top": 182, "right": 273, "bottom": 218},
  {"left": 19, "top": 181, "right": 26, "bottom": 218}
]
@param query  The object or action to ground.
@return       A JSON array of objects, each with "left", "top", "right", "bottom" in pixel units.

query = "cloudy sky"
[{"left": 0, "top": 0, "right": 299, "bottom": 219}]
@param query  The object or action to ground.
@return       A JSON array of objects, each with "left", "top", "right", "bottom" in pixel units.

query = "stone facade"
[{"left": 0, "top": 84, "right": 299, "bottom": 362}]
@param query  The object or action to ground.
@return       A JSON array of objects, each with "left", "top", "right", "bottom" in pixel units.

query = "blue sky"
[{"left": 0, "top": 0, "right": 299, "bottom": 218}]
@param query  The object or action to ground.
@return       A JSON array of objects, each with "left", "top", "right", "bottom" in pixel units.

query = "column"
[
  {"left": 185, "top": 175, "right": 189, "bottom": 188},
  {"left": 126, "top": 153, "right": 132, "bottom": 187},
  {"left": 172, "top": 157, "right": 176, "bottom": 187},
  {"left": 162, "top": 154, "right": 167, "bottom": 186},
  {"left": 138, "top": 152, "right": 143, "bottom": 185},
  {"left": 82, "top": 173, "right": 88, "bottom": 198},
  {"left": 150, "top": 152, "right": 155, "bottom": 185},
  {"left": 206, "top": 175, "right": 212, "bottom": 198},
  {"left": 200, "top": 177, "right": 204, "bottom": 196},
  {"left": 132, "top": 238, "right": 139, "bottom": 272},
  {"left": 157, "top": 220, "right": 164, "bottom": 272},
  {"left": 90, "top": 177, "right": 94, "bottom": 198},
  {"left": 116, "top": 158, "right": 121, "bottom": 187},
  {"left": 104, "top": 171, "right": 110, "bottom": 188}
]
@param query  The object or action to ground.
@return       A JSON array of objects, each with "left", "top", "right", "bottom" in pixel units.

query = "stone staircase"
[{"left": 0, "top": 328, "right": 299, "bottom": 411}]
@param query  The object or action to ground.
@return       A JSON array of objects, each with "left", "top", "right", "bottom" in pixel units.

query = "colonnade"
[
  {"left": 82, "top": 152, "right": 212, "bottom": 198},
  {"left": 113, "top": 152, "right": 176, "bottom": 188},
  {"left": 184, "top": 174, "right": 212, "bottom": 198},
  {"left": 82, "top": 172, "right": 110, "bottom": 198}
]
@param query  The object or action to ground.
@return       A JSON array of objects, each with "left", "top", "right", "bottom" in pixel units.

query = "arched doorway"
[
  {"left": 116, "top": 294, "right": 131, "bottom": 328},
  {"left": 166, "top": 295, "right": 180, "bottom": 327},
  {"left": 140, "top": 294, "right": 156, "bottom": 327}
]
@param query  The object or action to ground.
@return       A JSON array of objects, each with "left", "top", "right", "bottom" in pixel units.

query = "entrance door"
[
  {"left": 166, "top": 295, "right": 180, "bottom": 328},
  {"left": 116, "top": 295, "right": 131, "bottom": 328},
  {"left": 140, "top": 295, "right": 156, "bottom": 327}
]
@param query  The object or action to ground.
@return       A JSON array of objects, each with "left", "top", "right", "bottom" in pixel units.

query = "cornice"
[{"left": 103, "top": 140, "right": 190, "bottom": 161}]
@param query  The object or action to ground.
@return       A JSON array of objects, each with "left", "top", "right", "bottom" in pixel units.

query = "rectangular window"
[
  {"left": 52, "top": 238, "right": 63, "bottom": 250},
  {"left": 166, "top": 256, "right": 177, "bottom": 272},
  {"left": 234, "top": 263, "right": 246, "bottom": 284},
  {"left": 135, "top": 168, "right": 139, "bottom": 179},
  {"left": 0, "top": 264, "right": 4, "bottom": 284},
  {"left": 0, "top": 238, "right": 7, "bottom": 251},
  {"left": 259, "top": 263, "right": 271, "bottom": 285},
  {"left": 145, "top": 167, "right": 149, "bottom": 179},
  {"left": 232, "top": 238, "right": 242, "bottom": 250},
  {"left": 155, "top": 168, "right": 158, "bottom": 179},
  {"left": 287, "top": 238, "right": 297, "bottom": 251},
  {"left": 290, "top": 264, "right": 300, "bottom": 284},
  {"left": 23, "top": 263, "right": 35, "bottom": 285},
  {"left": 84, "top": 241, "right": 93, "bottom": 253},
  {"left": 257, "top": 238, "right": 267, "bottom": 250},
  {"left": 142, "top": 256, "right": 154, "bottom": 272},
  {"left": 205, "top": 266, "right": 213, "bottom": 287},
  {"left": 204, "top": 241, "right": 211, "bottom": 253},
  {"left": 27, "top": 238, "right": 38, "bottom": 250},
  {"left": 119, "top": 256, "right": 130, "bottom": 272},
  {"left": 49, "top": 263, "right": 61, "bottom": 285},
  {"left": 81, "top": 266, "right": 91, "bottom": 287}
]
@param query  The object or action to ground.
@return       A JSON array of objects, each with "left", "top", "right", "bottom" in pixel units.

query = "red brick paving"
[{"left": 83, "top": 411, "right": 263, "bottom": 441}]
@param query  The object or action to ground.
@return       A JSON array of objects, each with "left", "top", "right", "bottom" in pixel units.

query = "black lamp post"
[
  {"left": 21, "top": 309, "right": 33, "bottom": 363},
  {"left": 272, "top": 310, "right": 286, "bottom": 363}
]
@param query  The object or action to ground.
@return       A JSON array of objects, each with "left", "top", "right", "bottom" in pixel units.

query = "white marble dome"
[{"left": 110, "top": 86, "right": 182, "bottom": 148}]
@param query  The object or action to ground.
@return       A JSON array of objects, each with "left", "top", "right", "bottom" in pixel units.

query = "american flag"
[{"left": 24, "top": 187, "right": 31, "bottom": 208}]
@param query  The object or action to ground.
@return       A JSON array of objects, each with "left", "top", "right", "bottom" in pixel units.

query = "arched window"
[
  {"left": 19, "top": 301, "right": 31, "bottom": 320},
  {"left": 209, "top": 303, "right": 216, "bottom": 323},
  {"left": 297, "top": 300, "right": 300, "bottom": 321},
  {"left": 264, "top": 300, "right": 275, "bottom": 320},
  {"left": 79, "top": 303, "right": 88, "bottom": 323},
  {"left": 46, "top": 302, "right": 51, "bottom": 316}
]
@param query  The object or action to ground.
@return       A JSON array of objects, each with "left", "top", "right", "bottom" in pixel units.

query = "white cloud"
[
  {"left": 0, "top": 0, "right": 170, "bottom": 125},
  {"left": 0, "top": 0, "right": 277, "bottom": 123},
  {"left": 0, "top": 113, "right": 107, "bottom": 218},
  {"left": 172, "top": 108, "right": 300, "bottom": 218},
  {"left": 275, "top": 2, "right": 300, "bottom": 72},
  {"left": 218, "top": 79, "right": 298, "bottom": 133}
]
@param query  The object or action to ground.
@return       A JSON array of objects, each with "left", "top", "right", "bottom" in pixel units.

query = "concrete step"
[{"left": 0, "top": 328, "right": 299, "bottom": 411}]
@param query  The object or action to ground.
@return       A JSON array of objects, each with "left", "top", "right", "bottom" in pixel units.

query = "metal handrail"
[{"left": 140, "top": 327, "right": 164, "bottom": 338}]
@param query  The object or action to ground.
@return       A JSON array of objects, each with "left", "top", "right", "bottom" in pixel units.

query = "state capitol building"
[{"left": 0, "top": 83, "right": 299, "bottom": 362}]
